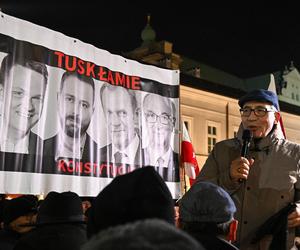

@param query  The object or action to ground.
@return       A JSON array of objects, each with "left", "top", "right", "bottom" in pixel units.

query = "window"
[
  {"left": 206, "top": 121, "right": 221, "bottom": 154},
  {"left": 182, "top": 116, "right": 193, "bottom": 140},
  {"left": 184, "top": 121, "right": 189, "bottom": 131},
  {"left": 234, "top": 131, "right": 238, "bottom": 138},
  {"left": 207, "top": 125, "right": 217, "bottom": 153},
  {"left": 233, "top": 126, "right": 240, "bottom": 138}
]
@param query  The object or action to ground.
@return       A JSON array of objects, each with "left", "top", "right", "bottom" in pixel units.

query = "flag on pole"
[
  {"left": 181, "top": 122, "right": 200, "bottom": 187},
  {"left": 268, "top": 74, "right": 286, "bottom": 139}
]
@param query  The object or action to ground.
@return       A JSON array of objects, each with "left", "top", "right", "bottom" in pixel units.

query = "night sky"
[{"left": 1, "top": 2, "right": 299, "bottom": 78}]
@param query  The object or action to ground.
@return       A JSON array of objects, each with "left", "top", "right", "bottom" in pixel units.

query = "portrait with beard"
[
  {"left": 62, "top": 114, "right": 89, "bottom": 139},
  {"left": 41, "top": 71, "right": 99, "bottom": 175}
]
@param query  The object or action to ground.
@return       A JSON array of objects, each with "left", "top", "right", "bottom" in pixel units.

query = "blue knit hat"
[
  {"left": 179, "top": 181, "right": 236, "bottom": 223},
  {"left": 238, "top": 89, "right": 279, "bottom": 111}
]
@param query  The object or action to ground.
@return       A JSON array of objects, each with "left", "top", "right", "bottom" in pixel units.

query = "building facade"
[{"left": 125, "top": 16, "right": 300, "bottom": 169}]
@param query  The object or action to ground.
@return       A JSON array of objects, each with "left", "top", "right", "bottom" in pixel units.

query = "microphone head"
[{"left": 242, "top": 129, "right": 253, "bottom": 141}]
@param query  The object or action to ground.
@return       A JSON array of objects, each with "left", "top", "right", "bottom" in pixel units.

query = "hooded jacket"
[{"left": 197, "top": 124, "right": 300, "bottom": 250}]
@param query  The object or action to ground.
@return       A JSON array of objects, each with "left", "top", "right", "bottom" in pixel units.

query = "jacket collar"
[{"left": 236, "top": 123, "right": 284, "bottom": 152}]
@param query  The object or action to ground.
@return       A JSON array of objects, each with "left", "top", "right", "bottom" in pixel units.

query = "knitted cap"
[
  {"left": 238, "top": 89, "right": 279, "bottom": 111},
  {"left": 179, "top": 181, "right": 236, "bottom": 223},
  {"left": 36, "top": 191, "right": 85, "bottom": 225},
  {"left": 87, "top": 166, "right": 174, "bottom": 237}
]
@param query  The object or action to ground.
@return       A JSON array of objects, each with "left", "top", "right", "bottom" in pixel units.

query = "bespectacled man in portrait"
[{"left": 142, "top": 93, "right": 179, "bottom": 182}]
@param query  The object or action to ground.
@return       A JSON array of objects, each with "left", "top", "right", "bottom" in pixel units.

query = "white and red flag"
[
  {"left": 181, "top": 122, "right": 200, "bottom": 187},
  {"left": 268, "top": 74, "right": 286, "bottom": 139}
]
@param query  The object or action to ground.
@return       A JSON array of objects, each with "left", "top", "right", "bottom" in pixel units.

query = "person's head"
[
  {"left": 0, "top": 54, "right": 48, "bottom": 138},
  {"left": 238, "top": 89, "right": 280, "bottom": 138},
  {"left": 2, "top": 195, "right": 38, "bottom": 234},
  {"left": 87, "top": 166, "right": 174, "bottom": 238},
  {"left": 100, "top": 84, "right": 137, "bottom": 150},
  {"left": 36, "top": 191, "right": 85, "bottom": 226},
  {"left": 58, "top": 71, "right": 95, "bottom": 138},
  {"left": 174, "top": 203, "right": 180, "bottom": 228},
  {"left": 143, "top": 94, "right": 176, "bottom": 153},
  {"left": 83, "top": 218, "right": 205, "bottom": 250},
  {"left": 80, "top": 196, "right": 94, "bottom": 222},
  {"left": 179, "top": 181, "right": 238, "bottom": 242}
]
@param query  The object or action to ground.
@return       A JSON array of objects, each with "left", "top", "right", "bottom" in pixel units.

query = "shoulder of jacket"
[
  {"left": 213, "top": 138, "right": 239, "bottom": 151},
  {"left": 215, "top": 138, "right": 237, "bottom": 146},
  {"left": 278, "top": 139, "right": 300, "bottom": 156},
  {"left": 280, "top": 139, "right": 300, "bottom": 148}
]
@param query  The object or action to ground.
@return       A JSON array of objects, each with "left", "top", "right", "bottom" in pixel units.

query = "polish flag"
[
  {"left": 268, "top": 74, "right": 286, "bottom": 139},
  {"left": 181, "top": 122, "right": 200, "bottom": 186}
]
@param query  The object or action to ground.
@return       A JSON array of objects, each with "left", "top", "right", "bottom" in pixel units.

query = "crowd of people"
[{"left": 0, "top": 166, "right": 207, "bottom": 250}]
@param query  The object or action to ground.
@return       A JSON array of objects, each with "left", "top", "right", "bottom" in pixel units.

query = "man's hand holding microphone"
[{"left": 230, "top": 129, "right": 254, "bottom": 183}]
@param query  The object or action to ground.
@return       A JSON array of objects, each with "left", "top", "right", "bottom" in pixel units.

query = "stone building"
[{"left": 125, "top": 16, "right": 300, "bottom": 169}]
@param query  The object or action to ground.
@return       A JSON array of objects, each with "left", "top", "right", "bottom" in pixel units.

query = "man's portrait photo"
[
  {"left": 99, "top": 84, "right": 142, "bottom": 166},
  {"left": 142, "top": 93, "right": 179, "bottom": 182},
  {"left": 42, "top": 71, "right": 98, "bottom": 173},
  {"left": 0, "top": 53, "right": 48, "bottom": 154}
]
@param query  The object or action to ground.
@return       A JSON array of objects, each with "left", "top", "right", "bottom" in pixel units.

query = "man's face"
[
  {"left": 0, "top": 64, "right": 46, "bottom": 136},
  {"left": 241, "top": 101, "right": 279, "bottom": 138},
  {"left": 58, "top": 76, "right": 94, "bottom": 138},
  {"left": 143, "top": 95, "right": 174, "bottom": 152},
  {"left": 9, "top": 213, "right": 36, "bottom": 234},
  {"left": 102, "top": 87, "right": 136, "bottom": 150}
]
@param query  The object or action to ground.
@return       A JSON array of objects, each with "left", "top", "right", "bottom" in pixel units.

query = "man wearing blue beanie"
[
  {"left": 179, "top": 181, "right": 238, "bottom": 250},
  {"left": 197, "top": 89, "right": 300, "bottom": 249}
]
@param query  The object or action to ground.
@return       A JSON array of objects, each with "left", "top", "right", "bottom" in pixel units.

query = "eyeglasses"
[
  {"left": 144, "top": 111, "right": 174, "bottom": 125},
  {"left": 239, "top": 107, "right": 275, "bottom": 117}
]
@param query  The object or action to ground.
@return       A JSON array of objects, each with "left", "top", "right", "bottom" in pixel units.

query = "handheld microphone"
[
  {"left": 241, "top": 129, "right": 253, "bottom": 158},
  {"left": 239, "top": 129, "right": 253, "bottom": 182}
]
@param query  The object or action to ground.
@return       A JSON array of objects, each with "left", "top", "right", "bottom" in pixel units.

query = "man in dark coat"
[
  {"left": 41, "top": 71, "right": 98, "bottom": 176},
  {"left": 98, "top": 84, "right": 142, "bottom": 177},
  {"left": 252, "top": 202, "right": 297, "bottom": 250},
  {"left": 0, "top": 53, "right": 48, "bottom": 173},
  {"left": 0, "top": 132, "right": 44, "bottom": 173},
  {"left": 142, "top": 93, "right": 179, "bottom": 182},
  {"left": 14, "top": 191, "right": 87, "bottom": 250}
]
